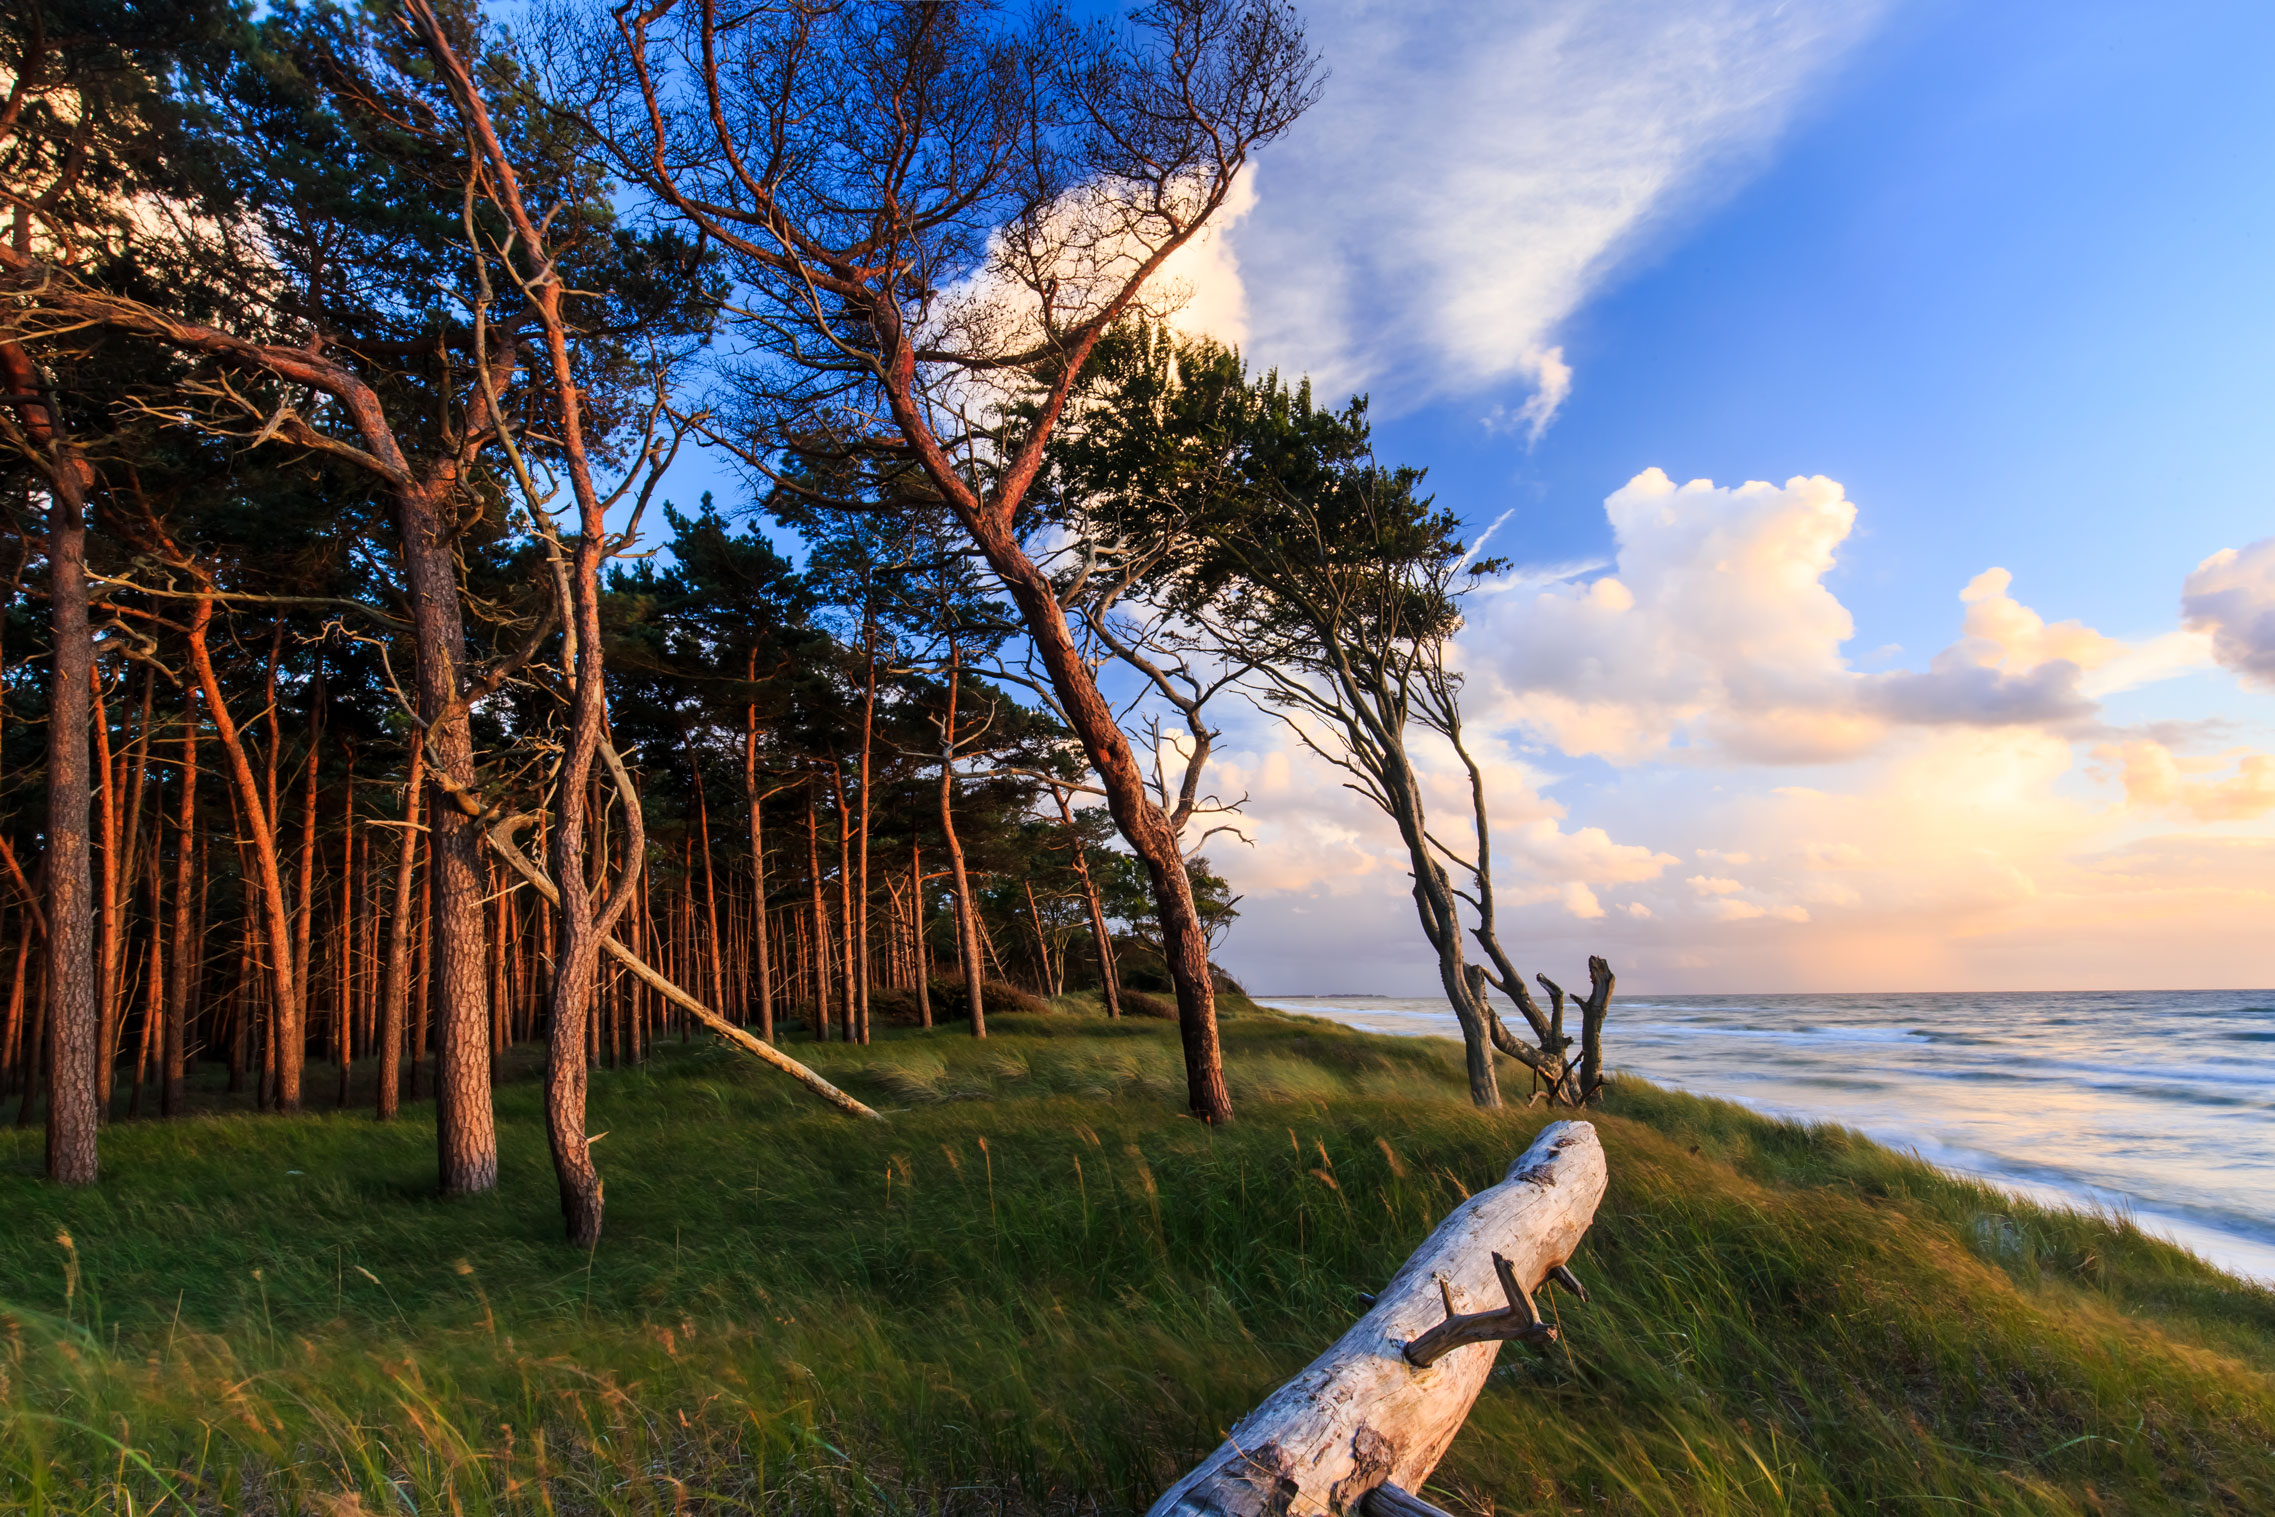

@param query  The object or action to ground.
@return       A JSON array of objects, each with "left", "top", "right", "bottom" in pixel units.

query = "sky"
[
  {"left": 648, "top": 0, "right": 2275, "bottom": 995},
  {"left": 1133, "top": 0, "right": 2275, "bottom": 994}
]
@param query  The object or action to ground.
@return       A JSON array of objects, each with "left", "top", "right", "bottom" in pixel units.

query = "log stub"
[{"left": 1147, "top": 1120, "right": 1606, "bottom": 1517}]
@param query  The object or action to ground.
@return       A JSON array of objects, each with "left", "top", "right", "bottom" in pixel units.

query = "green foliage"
[
  {"left": 1, "top": 1013, "right": 2270, "bottom": 1514},
  {"left": 1046, "top": 321, "right": 1497, "bottom": 650}
]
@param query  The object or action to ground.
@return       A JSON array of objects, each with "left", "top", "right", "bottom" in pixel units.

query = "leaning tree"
[
  {"left": 570, "top": 0, "right": 1320, "bottom": 1124},
  {"left": 1061, "top": 327, "right": 1613, "bottom": 1108}
]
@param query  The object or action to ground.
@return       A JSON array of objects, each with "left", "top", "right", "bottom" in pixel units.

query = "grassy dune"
[{"left": 2, "top": 1003, "right": 2271, "bottom": 1514}]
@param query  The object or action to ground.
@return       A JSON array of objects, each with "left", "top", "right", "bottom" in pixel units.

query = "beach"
[{"left": 1263, "top": 988, "right": 2275, "bottom": 1281}]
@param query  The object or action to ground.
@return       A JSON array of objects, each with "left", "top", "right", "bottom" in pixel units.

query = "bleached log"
[{"left": 1148, "top": 1122, "right": 1606, "bottom": 1517}]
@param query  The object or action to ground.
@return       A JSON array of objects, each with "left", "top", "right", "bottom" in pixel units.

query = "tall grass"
[{"left": 2, "top": 1009, "right": 2270, "bottom": 1514}]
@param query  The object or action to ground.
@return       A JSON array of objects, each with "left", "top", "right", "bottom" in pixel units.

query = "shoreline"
[{"left": 1261, "top": 994, "right": 2275, "bottom": 1285}]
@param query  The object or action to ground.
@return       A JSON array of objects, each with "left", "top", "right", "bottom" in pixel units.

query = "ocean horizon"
[{"left": 1257, "top": 988, "right": 2275, "bottom": 1283}]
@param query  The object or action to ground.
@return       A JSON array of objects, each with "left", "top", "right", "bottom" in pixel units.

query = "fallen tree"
[
  {"left": 427, "top": 763, "right": 880, "bottom": 1122},
  {"left": 1148, "top": 1121, "right": 1606, "bottom": 1517},
  {"left": 483, "top": 809, "right": 880, "bottom": 1123}
]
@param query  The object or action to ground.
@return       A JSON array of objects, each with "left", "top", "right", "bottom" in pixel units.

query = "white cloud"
[
  {"left": 1462, "top": 469, "right": 2203, "bottom": 763},
  {"left": 2095, "top": 739, "right": 2275, "bottom": 822},
  {"left": 1207, "top": 467, "right": 2275, "bottom": 995},
  {"left": 1481, "top": 347, "right": 1574, "bottom": 446},
  {"left": 1466, "top": 469, "right": 1866, "bottom": 760},
  {"left": 1185, "top": 0, "right": 1885, "bottom": 406},
  {"left": 1561, "top": 882, "right": 1605, "bottom": 919},
  {"left": 1153, "top": 168, "right": 1256, "bottom": 350},
  {"left": 2183, "top": 536, "right": 2275, "bottom": 689}
]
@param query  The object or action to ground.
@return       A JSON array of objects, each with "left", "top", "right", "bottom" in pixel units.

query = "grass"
[{"left": 1, "top": 1003, "right": 2272, "bottom": 1514}]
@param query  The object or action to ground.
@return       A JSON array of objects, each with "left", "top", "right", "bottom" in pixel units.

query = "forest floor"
[{"left": 2, "top": 998, "right": 2273, "bottom": 1515}]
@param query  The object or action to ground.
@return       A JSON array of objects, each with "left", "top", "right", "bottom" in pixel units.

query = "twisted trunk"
[
  {"left": 958, "top": 511, "right": 1224, "bottom": 1117},
  {"left": 542, "top": 542, "right": 618, "bottom": 1245}
]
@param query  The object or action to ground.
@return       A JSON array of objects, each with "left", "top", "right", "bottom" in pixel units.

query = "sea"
[{"left": 1256, "top": 989, "right": 2275, "bottom": 1283}]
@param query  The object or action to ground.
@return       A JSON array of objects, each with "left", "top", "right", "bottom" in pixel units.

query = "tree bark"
[
  {"left": 488, "top": 859, "right": 508, "bottom": 1067},
  {"left": 3, "top": 911, "right": 27, "bottom": 1099},
  {"left": 937, "top": 651, "right": 986, "bottom": 1039},
  {"left": 163, "top": 684, "right": 200, "bottom": 1115},
  {"left": 126, "top": 838, "right": 162, "bottom": 1116},
  {"left": 1056, "top": 789, "right": 1121, "bottom": 1018},
  {"left": 830, "top": 762, "right": 858, "bottom": 1043},
  {"left": 15, "top": 942, "right": 46, "bottom": 1129},
  {"left": 376, "top": 740, "right": 423, "bottom": 1120},
  {"left": 89, "top": 667, "right": 119, "bottom": 1111},
  {"left": 114, "top": 667, "right": 157, "bottom": 1093},
  {"left": 283, "top": 671, "right": 323, "bottom": 1112},
  {"left": 911, "top": 842, "right": 931, "bottom": 1028},
  {"left": 526, "top": 503, "right": 642, "bottom": 1237},
  {"left": 406, "top": 477, "right": 498, "bottom": 1194},
  {"left": 946, "top": 511, "right": 1225, "bottom": 1116},
  {"left": 409, "top": 847, "right": 432, "bottom": 1101},
  {"left": 1147, "top": 1123, "right": 1606, "bottom": 1517},
  {"left": 4, "top": 336, "right": 99, "bottom": 1174},
  {"left": 805, "top": 784, "right": 831, "bottom": 1040},
  {"left": 36, "top": 421, "right": 98, "bottom": 1179},
  {"left": 185, "top": 595, "right": 306, "bottom": 1118},
  {"left": 743, "top": 675, "right": 774, "bottom": 1041},
  {"left": 690, "top": 739, "right": 726, "bottom": 1020},
  {"left": 1023, "top": 879, "right": 1056, "bottom": 997},
  {"left": 336, "top": 756, "right": 357, "bottom": 1105}
]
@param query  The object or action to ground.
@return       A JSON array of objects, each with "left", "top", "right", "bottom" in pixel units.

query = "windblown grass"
[{"left": 1, "top": 1007, "right": 2270, "bottom": 1514}]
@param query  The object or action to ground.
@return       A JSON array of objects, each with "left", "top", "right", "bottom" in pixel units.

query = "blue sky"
[
  {"left": 1378, "top": 0, "right": 2275, "bottom": 658},
  {"left": 646, "top": 0, "right": 2275, "bottom": 992},
  {"left": 1152, "top": 0, "right": 2275, "bottom": 993}
]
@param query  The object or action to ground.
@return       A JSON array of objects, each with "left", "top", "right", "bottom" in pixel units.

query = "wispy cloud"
[{"left": 1198, "top": 0, "right": 1887, "bottom": 408}]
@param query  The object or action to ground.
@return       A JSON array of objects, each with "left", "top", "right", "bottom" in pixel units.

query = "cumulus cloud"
[
  {"left": 2183, "top": 536, "right": 2275, "bottom": 689},
  {"left": 1866, "top": 659, "right": 2095, "bottom": 728},
  {"left": 1196, "top": 708, "right": 1683, "bottom": 991},
  {"left": 1463, "top": 469, "right": 2193, "bottom": 763},
  {"left": 1863, "top": 567, "right": 2110, "bottom": 725},
  {"left": 1188, "top": 0, "right": 1883, "bottom": 405},
  {"left": 1202, "top": 472, "right": 2271, "bottom": 995},
  {"left": 1561, "top": 882, "right": 1605, "bottom": 919},
  {"left": 1468, "top": 469, "right": 1865, "bottom": 761},
  {"left": 2096, "top": 739, "right": 2275, "bottom": 821}
]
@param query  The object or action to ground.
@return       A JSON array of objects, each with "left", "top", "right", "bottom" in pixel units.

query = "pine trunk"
[
  {"left": 37, "top": 416, "right": 98, "bottom": 1179},
  {"left": 163, "top": 687, "right": 200, "bottom": 1114},
  {"left": 377, "top": 741, "right": 423, "bottom": 1120},
  {"left": 184, "top": 596, "right": 305, "bottom": 1119},
  {"left": 938, "top": 652, "right": 985, "bottom": 1039}
]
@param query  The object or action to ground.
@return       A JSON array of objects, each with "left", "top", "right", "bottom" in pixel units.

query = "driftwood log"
[{"left": 1148, "top": 1121, "right": 1607, "bottom": 1517}]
